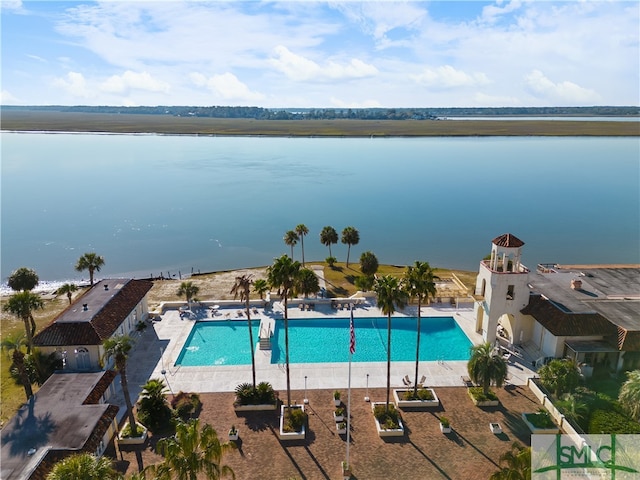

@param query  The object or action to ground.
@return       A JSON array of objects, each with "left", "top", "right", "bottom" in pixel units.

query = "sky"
[{"left": 2, "top": 1, "right": 639, "bottom": 108}]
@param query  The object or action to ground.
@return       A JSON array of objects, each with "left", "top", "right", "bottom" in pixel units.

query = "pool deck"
[{"left": 115, "top": 300, "right": 536, "bottom": 409}]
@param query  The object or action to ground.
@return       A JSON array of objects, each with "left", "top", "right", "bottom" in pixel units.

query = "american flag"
[{"left": 349, "top": 304, "right": 356, "bottom": 354}]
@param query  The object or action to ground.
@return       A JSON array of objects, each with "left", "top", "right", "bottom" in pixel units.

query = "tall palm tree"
[
  {"left": 403, "top": 261, "right": 438, "bottom": 395},
  {"left": 57, "top": 283, "right": 78, "bottom": 304},
  {"left": 294, "top": 224, "right": 309, "bottom": 266},
  {"left": 267, "top": 254, "right": 301, "bottom": 407},
  {"left": 1, "top": 333, "right": 33, "bottom": 399},
  {"left": 3, "top": 291, "right": 44, "bottom": 354},
  {"left": 374, "top": 275, "right": 408, "bottom": 413},
  {"left": 319, "top": 225, "right": 338, "bottom": 257},
  {"left": 252, "top": 279, "right": 269, "bottom": 300},
  {"left": 7, "top": 267, "right": 39, "bottom": 291},
  {"left": 47, "top": 452, "right": 120, "bottom": 480},
  {"left": 341, "top": 226, "right": 360, "bottom": 268},
  {"left": 177, "top": 281, "right": 200, "bottom": 308},
  {"left": 618, "top": 369, "right": 640, "bottom": 422},
  {"left": 103, "top": 335, "right": 139, "bottom": 437},
  {"left": 489, "top": 442, "right": 531, "bottom": 480},
  {"left": 283, "top": 230, "right": 299, "bottom": 259},
  {"left": 148, "top": 418, "right": 235, "bottom": 480},
  {"left": 75, "top": 252, "right": 105, "bottom": 286},
  {"left": 230, "top": 274, "right": 257, "bottom": 388},
  {"left": 467, "top": 342, "right": 508, "bottom": 395}
]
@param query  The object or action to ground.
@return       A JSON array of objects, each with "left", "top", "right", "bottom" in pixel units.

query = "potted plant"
[
  {"left": 341, "top": 461, "right": 352, "bottom": 480},
  {"left": 333, "top": 390, "right": 342, "bottom": 406},
  {"left": 279, "top": 404, "right": 307, "bottom": 440},
  {"left": 334, "top": 405, "right": 346, "bottom": 422},
  {"left": 439, "top": 416, "right": 451, "bottom": 433},
  {"left": 336, "top": 421, "right": 347, "bottom": 434},
  {"left": 228, "top": 425, "right": 239, "bottom": 441}
]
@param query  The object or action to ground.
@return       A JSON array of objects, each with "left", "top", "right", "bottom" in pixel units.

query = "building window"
[{"left": 506, "top": 285, "right": 514, "bottom": 300}]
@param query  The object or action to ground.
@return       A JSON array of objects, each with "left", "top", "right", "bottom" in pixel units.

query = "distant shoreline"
[{"left": 2, "top": 111, "right": 638, "bottom": 137}]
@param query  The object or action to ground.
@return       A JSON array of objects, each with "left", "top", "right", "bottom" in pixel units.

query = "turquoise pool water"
[{"left": 175, "top": 317, "right": 471, "bottom": 366}]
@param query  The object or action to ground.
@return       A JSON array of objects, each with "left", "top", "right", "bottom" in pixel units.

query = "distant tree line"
[{"left": 3, "top": 104, "right": 638, "bottom": 119}]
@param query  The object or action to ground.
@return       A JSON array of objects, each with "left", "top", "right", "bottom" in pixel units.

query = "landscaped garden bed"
[
  {"left": 468, "top": 387, "right": 500, "bottom": 407},
  {"left": 522, "top": 411, "right": 559, "bottom": 434},
  {"left": 371, "top": 402, "right": 404, "bottom": 437},
  {"left": 393, "top": 388, "right": 439, "bottom": 408},
  {"left": 118, "top": 421, "right": 148, "bottom": 445},
  {"left": 279, "top": 404, "right": 306, "bottom": 440},
  {"left": 233, "top": 382, "right": 278, "bottom": 411}
]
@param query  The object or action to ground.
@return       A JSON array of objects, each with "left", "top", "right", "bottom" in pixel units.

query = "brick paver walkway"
[{"left": 113, "top": 385, "right": 540, "bottom": 480}]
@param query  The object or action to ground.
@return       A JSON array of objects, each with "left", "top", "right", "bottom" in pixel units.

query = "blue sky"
[{"left": 2, "top": 1, "right": 639, "bottom": 107}]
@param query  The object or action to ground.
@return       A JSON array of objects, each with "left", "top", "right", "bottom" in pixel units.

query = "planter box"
[
  {"left": 334, "top": 398, "right": 342, "bottom": 407},
  {"left": 341, "top": 463, "right": 352, "bottom": 480},
  {"left": 336, "top": 423, "right": 347, "bottom": 434},
  {"left": 234, "top": 402, "right": 278, "bottom": 412},
  {"left": 468, "top": 389, "right": 499, "bottom": 407},
  {"left": 279, "top": 405, "right": 306, "bottom": 440},
  {"left": 228, "top": 430, "right": 239, "bottom": 441},
  {"left": 118, "top": 422, "right": 148, "bottom": 445},
  {"left": 334, "top": 411, "right": 345, "bottom": 422},
  {"left": 522, "top": 413, "right": 560, "bottom": 434},
  {"left": 439, "top": 423, "right": 451, "bottom": 433},
  {"left": 371, "top": 402, "right": 404, "bottom": 437},
  {"left": 490, "top": 422, "right": 502, "bottom": 434},
  {"left": 393, "top": 388, "right": 439, "bottom": 408}
]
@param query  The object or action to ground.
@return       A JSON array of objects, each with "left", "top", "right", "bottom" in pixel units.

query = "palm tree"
[
  {"left": 47, "top": 452, "right": 120, "bottom": 480},
  {"left": 177, "top": 281, "right": 200, "bottom": 308},
  {"left": 538, "top": 358, "right": 580, "bottom": 398},
  {"left": 341, "top": 226, "right": 360, "bottom": 268},
  {"left": 57, "top": 283, "right": 78, "bottom": 304},
  {"left": 359, "top": 251, "right": 379, "bottom": 276},
  {"left": 1, "top": 333, "right": 33, "bottom": 399},
  {"left": 267, "top": 254, "right": 301, "bottom": 407},
  {"left": 295, "top": 224, "right": 309, "bottom": 266},
  {"left": 283, "top": 230, "right": 299, "bottom": 259},
  {"left": 467, "top": 342, "right": 508, "bottom": 396},
  {"left": 230, "top": 274, "right": 257, "bottom": 388},
  {"left": 75, "top": 252, "right": 105, "bottom": 286},
  {"left": 489, "top": 442, "right": 531, "bottom": 480},
  {"left": 374, "top": 275, "right": 408, "bottom": 413},
  {"left": 252, "top": 279, "right": 269, "bottom": 300},
  {"left": 137, "top": 378, "right": 172, "bottom": 430},
  {"left": 7, "top": 267, "right": 39, "bottom": 291},
  {"left": 403, "top": 261, "right": 438, "bottom": 395},
  {"left": 103, "top": 335, "right": 139, "bottom": 437},
  {"left": 3, "top": 291, "right": 44, "bottom": 354},
  {"left": 148, "top": 418, "right": 235, "bottom": 480},
  {"left": 618, "top": 369, "right": 640, "bottom": 422},
  {"left": 296, "top": 268, "right": 319, "bottom": 298},
  {"left": 320, "top": 226, "right": 338, "bottom": 257}
]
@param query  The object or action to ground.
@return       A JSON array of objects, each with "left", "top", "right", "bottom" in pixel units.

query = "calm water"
[
  {"left": 174, "top": 316, "right": 471, "bottom": 366},
  {"left": 1, "top": 133, "right": 639, "bottom": 285}
]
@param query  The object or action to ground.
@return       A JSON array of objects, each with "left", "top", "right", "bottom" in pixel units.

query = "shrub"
[
  {"left": 468, "top": 387, "right": 498, "bottom": 402},
  {"left": 138, "top": 379, "right": 172, "bottom": 430},
  {"left": 588, "top": 409, "right": 640, "bottom": 434},
  {"left": 439, "top": 416, "right": 450, "bottom": 427},
  {"left": 524, "top": 410, "right": 555, "bottom": 429},
  {"left": 326, "top": 256, "right": 337, "bottom": 268},
  {"left": 234, "top": 382, "right": 276, "bottom": 406},
  {"left": 373, "top": 403, "right": 400, "bottom": 429},
  {"left": 171, "top": 391, "right": 201, "bottom": 421},
  {"left": 402, "top": 388, "right": 435, "bottom": 401},
  {"left": 283, "top": 407, "right": 306, "bottom": 432},
  {"left": 256, "top": 382, "right": 276, "bottom": 404}
]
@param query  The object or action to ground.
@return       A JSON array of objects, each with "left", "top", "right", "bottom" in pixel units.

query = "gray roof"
[
  {"left": 527, "top": 266, "right": 640, "bottom": 333},
  {"left": 0, "top": 371, "right": 118, "bottom": 480}
]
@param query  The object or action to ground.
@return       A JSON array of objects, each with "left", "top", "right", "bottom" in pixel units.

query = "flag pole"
[{"left": 346, "top": 303, "right": 355, "bottom": 472}]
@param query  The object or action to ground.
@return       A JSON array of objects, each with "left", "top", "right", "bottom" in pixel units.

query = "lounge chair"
[
  {"left": 461, "top": 375, "right": 473, "bottom": 387},
  {"left": 418, "top": 375, "right": 426, "bottom": 387},
  {"left": 403, "top": 375, "right": 412, "bottom": 386}
]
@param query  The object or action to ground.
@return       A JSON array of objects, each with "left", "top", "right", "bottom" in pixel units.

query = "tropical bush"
[
  {"left": 524, "top": 410, "right": 555, "bottom": 429},
  {"left": 283, "top": 407, "right": 306, "bottom": 433},
  {"left": 402, "top": 388, "right": 435, "bottom": 401},
  {"left": 373, "top": 403, "right": 400, "bottom": 430},
  {"left": 171, "top": 391, "right": 202, "bottom": 421},
  {"left": 354, "top": 275, "right": 374, "bottom": 291},
  {"left": 468, "top": 387, "right": 499, "bottom": 402},
  {"left": 9, "top": 350, "right": 62, "bottom": 386},
  {"left": 234, "top": 382, "right": 276, "bottom": 406},
  {"left": 588, "top": 409, "right": 640, "bottom": 434},
  {"left": 137, "top": 378, "right": 172, "bottom": 430},
  {"left": 538, "top": 358, "right": 581, "bottom": 397},
  {"left": 439, "top": 416, "right": 450, "bottom": 427},
  {"left": 326, "top": 256, "right": 337, "bottom": 268},
  {"left": 618, "top": 370, "right": 640, "bottom": 422}
]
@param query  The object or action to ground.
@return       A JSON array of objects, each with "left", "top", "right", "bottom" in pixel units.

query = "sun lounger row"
[
  {"left": 298, "top": 303, "right": 315, "bottom": 311},
  {"left": 402, "top": 374, "right": 427, "bottom": 387}
]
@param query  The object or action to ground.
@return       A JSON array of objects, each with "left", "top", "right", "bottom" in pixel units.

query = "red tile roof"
[
  {"left": 33, "top": 279, "right": 153, "bottom": 347},
  {"left": 492, "top": 233, "right": 525, "bottom": 248}
]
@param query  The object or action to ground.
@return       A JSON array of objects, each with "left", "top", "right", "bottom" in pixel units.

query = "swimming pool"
[{"left": 175, "top": 317, "right": 471, "bottom": 366}]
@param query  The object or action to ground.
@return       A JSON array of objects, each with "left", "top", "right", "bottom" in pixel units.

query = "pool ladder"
[{"left": 259, "top": 322, "right": 273, "bottom": 350}]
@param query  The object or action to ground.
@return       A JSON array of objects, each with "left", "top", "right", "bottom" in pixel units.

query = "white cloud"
[
  {"left": 190, "top": 72, "right": 264, "bottom": 102},
  {"left": 411, "top": 65, "right": 490, "bottom": 89},
  {"left": 26, "top": 54, "right": 47, "bottom": 63},
  {"left": 52, "top": 71, "right": 92, "bottom": 98},
  {"left": 270, "top": 45, "right": 378, "bottom": 82},
  {"left": 480, "top": 0, "right": 523, "bottom": 24},
  {"left": 100, "top": 71, "right": 170, "bottom": 94},
  {"left": 524, "top": 70, "right": 600, "bottom": 105}
]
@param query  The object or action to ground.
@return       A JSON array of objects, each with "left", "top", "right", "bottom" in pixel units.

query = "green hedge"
[{"left": 588, "top": 409, "right": 640, "bottom": 434}]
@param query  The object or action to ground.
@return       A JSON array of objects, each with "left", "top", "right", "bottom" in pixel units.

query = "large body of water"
[{"left": 1, "top": 132, "right": 638, "bottom": 287}]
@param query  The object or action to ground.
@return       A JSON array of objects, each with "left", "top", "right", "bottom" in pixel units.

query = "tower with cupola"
[{"left": 473, "top": 233, "right": 532, "bottom": 345}]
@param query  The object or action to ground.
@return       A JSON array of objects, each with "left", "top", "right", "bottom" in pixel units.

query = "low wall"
[{"left": 527, "top": 377, "right": 583, "bottom": 439}]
